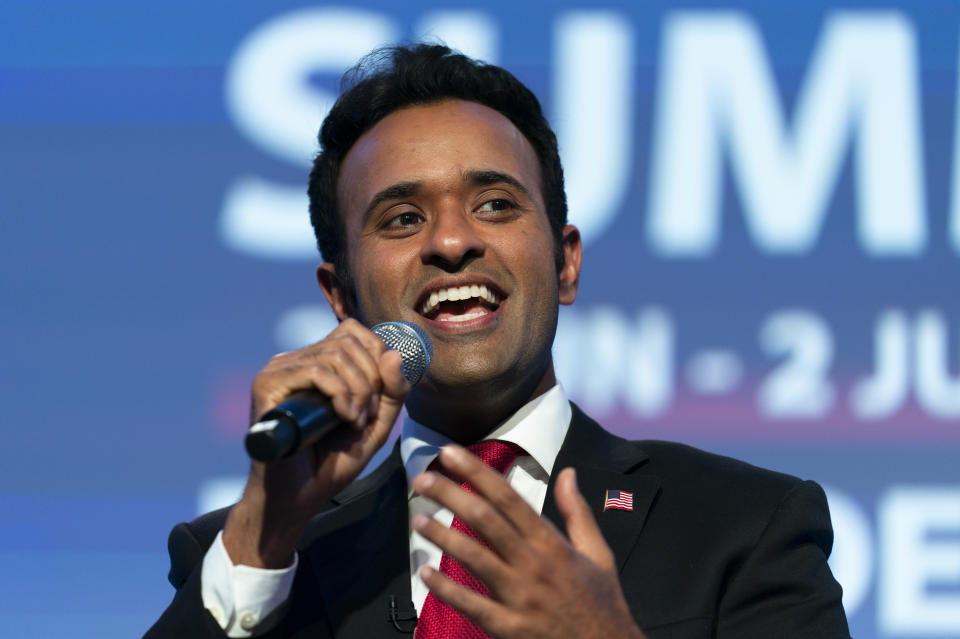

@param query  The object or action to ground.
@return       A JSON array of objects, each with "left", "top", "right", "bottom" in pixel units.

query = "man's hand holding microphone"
[{"left": 222, "top": 318, "right": 428, "bottom": 569}]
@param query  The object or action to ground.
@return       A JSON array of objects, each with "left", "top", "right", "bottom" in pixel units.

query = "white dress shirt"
[{"left": 201, "top": 384, "right": 572, "bottom": 637}]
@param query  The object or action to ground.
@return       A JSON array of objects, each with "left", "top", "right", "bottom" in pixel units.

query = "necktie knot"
[
  {"left": 427, "top": 441, "right": 526, "bottom": 484},
  {"left": 465, "top": 440, "right": 524, "bottom": 475}
]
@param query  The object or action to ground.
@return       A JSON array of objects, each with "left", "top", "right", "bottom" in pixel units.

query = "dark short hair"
[{"left": 307, "top": 43, "right": 568, "bottom": 289}]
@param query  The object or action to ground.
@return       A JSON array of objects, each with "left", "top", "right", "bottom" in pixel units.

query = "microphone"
[
  {"left": 386, "top": 595, "right": 417, "bottom": 633},
  {"left": 244, "top": 321, "right": 433, "bottom": 462}
]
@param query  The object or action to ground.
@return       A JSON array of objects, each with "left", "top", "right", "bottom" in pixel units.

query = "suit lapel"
[
  {"left": 542, "top": 404, "right": 660, "bottom": 573},
  {"left": 299, "top": 445, "right": 416, "bottom": 637}
]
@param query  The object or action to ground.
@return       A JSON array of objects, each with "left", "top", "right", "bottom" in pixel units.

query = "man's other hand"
[{"left": 412, "top": 446, "right": 647, "bottom": 639}]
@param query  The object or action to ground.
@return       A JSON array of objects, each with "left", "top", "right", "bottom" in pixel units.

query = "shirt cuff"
[{"left": 200, "top": 530, "right": 298, "bottom": 637}]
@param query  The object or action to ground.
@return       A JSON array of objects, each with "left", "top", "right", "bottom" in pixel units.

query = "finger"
[
  {"left": 333, "top": 317, "right": 389, "bottom": 358},
  {"left": 412, "top": 471, "right": 523, "bottom": 564},
  {"left": 555, "top": 467, "right": 616, "bottom": 571},
  {"left": 318, "top": 319, "right": 386, "bottom": 396},
  {"left": 326, "top": 339, "right": 389, "bottom": 426},
  {"left": 250, "top": 361, "right": 355, "bottom": 426},
  {"left": 298, "top": 363, "right": 366, "bottom": 425},
  {"left": 254, "top": 325, "right": 385, "bottom": 424},
  {"left": 418, "top": 564, "right": 510, "bottom": 635},
  {"left": 256, "top": 345, "right": 375, "bottom": 425},
  {"left": 313, "top": 348, "right": 409, "bottom": 461},
  {"left": 434, "top": 445, "right": 546, "bottom": 536},
  {"left": 319, "top": 330, "right": 383, "bottom": 390},
  {"left": 262, "top": 320, "right": 382, "bottom": 374},
  {"left": 412, "top": 512, "right": 511, "bottom": 592},
  {"left": 308, "top": 326, "right": 383, "bottom": 386}
]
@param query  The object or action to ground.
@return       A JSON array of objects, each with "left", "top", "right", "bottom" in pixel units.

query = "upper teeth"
[{"left": 421, "top": 284, "right": 500, "bottom": 315}]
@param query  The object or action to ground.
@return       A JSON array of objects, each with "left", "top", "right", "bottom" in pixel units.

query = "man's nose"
[{"left": 419, "top": 208, "right": 485, "bottom": 270}]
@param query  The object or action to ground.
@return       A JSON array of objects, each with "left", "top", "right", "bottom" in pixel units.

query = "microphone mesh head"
[{"left": 371, "top": 321, "right": 433, "bottom": 385}]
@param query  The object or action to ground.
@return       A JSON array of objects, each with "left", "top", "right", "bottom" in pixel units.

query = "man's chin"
[
  {"left": 414, "top": 353, "right": 549, "bottom": 404},
  {"left": 418, "top": 360, "right": 511, "bottom": 393}
]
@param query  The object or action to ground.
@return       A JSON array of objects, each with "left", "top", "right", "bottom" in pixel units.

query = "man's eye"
[
  {"left": 477, "top": 199, "right": 516, "bottom": 214},
  {"left": 385, "top": 212, "right": 422, "bottom": 228}
]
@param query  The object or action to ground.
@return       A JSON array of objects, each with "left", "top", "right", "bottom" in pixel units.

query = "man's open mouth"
[{"left": 419, "top": 284, "right": 503, "bottom": 323}]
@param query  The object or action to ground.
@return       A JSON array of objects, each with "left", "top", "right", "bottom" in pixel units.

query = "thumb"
[
  {"left": 378, "top": 349, "right": 412, "bottom": 400},
  {"left": 555, "top": 467, "right": 616, "bottom": 572},
  {"left": 374, "top": 349, "right": 411, "bottom": 420}
]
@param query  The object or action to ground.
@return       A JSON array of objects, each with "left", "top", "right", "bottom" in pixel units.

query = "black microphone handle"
[{"left": 244, "top": 390, "right": 341, "bottom": 462}]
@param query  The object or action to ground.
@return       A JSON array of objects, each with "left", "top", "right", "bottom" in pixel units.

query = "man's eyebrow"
[
  {"left": 465, "top": 170, "right": 532, "bottom": 198},
  {"left": 363, "top": 181, "right": 421, "bottom": 220}
]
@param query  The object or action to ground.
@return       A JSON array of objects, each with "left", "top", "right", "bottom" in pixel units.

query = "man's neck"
[{"left": 405, "top": 360, "right": 558, "bottom": 444}]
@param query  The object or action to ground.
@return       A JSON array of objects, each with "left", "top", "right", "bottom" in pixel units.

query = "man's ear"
[
  {"left": 558, "top": 225, "right": 582, "bottom": 306},
  {"left": 316, "top": 263, "right": 353, "bottom": 320}
]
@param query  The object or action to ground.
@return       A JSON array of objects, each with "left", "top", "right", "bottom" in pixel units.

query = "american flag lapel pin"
[{"left": 604, "top": 489, "right": 634, "bottom": 511}]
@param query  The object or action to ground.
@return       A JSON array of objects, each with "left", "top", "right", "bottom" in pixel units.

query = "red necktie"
[{"left": 415, "top": 440, "right": 525, "bottom": 638}]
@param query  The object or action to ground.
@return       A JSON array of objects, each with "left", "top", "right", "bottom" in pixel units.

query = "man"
[{"left": 147, "top": 44, "right": 850, "bottom": 638}]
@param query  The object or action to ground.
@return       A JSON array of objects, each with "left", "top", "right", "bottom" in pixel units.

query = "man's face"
[{"left": 321, "top": 99, "right": 580, "bottom": 407}]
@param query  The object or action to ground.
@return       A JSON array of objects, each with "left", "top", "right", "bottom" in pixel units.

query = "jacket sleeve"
[
  {"left": 716, "top": 480, "right": 851, "bottom": 638},
  {"left": 144, "top": 516, "right": 330, "bottom": 639},
  {"left": 144, "top": 521, "right": 232, "bottom": 639}
]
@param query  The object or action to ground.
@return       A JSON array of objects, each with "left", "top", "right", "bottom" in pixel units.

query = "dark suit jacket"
[{"left": 146, "top": 405, "right": 850, "bottom": 638}]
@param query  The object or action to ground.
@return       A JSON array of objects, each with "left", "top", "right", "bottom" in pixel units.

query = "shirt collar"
[{"left": 400, "top": 384, "right": 572, "bottom": 497}]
